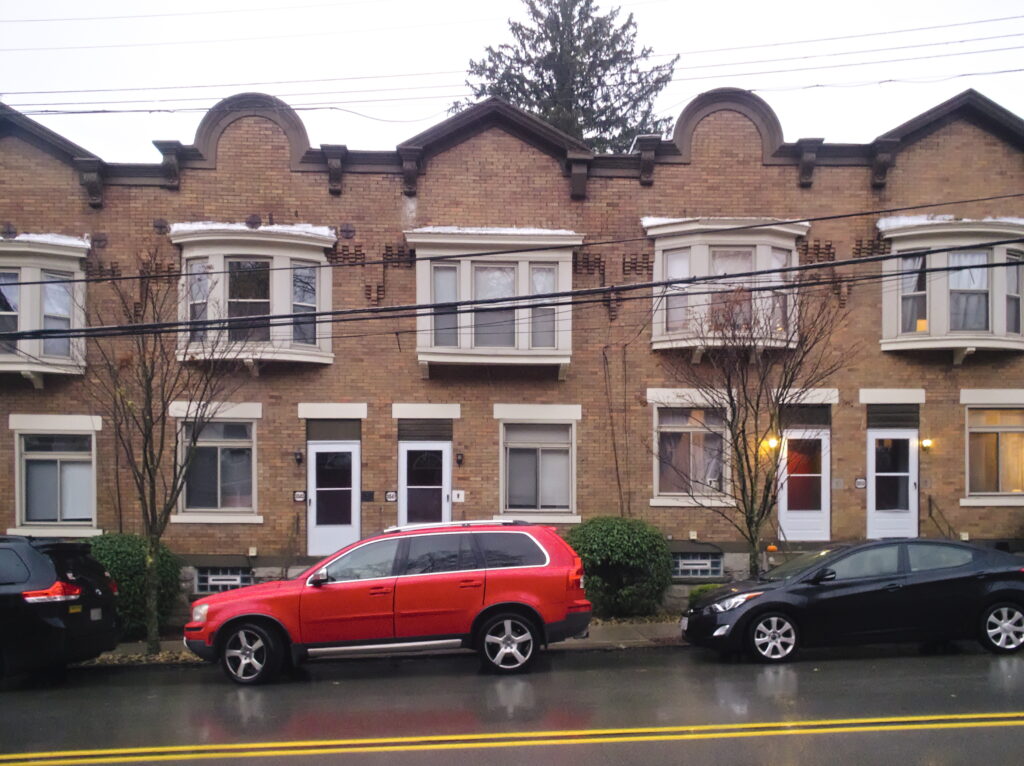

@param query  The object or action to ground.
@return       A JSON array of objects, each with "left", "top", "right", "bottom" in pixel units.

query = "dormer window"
[
  {"left": 170, "top": 223, "right": 335, "bottom": 366},
  {"left": 643, "top": 217, "right": 807, "bottom": 351},
  {"left": 407, "top": 227, "right": 582, "bottom": 379}
]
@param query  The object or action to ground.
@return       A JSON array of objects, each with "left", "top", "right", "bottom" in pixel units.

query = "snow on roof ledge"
[
  {"left": 877, "top": 215, "right": 1024, "bottom": 232},
  {"left": 3, "top": 233, "right": 91, "bottom": 249},
  {"left": 169, "top": 222, "right": 336, "bottom": 239}
]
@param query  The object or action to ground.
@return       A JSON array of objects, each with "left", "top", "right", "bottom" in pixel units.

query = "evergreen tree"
[{"left": 462, "top": 0, "right": 678, "bottom": 153}]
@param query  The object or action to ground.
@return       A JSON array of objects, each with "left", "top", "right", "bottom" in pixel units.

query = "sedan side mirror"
[
  {"left": 309, "top": 568, "right": 330, "bottom": 587},
  {"left": 813, "top": 568, "right": 837, "bottom": 583}
]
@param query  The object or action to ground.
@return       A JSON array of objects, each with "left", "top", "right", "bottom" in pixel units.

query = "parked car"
[
  {"left": 184, "top": 521, "right": 591, "bottom": 684},
  {"left": 0, "top": 536, "right": 120, "bottom": 678},
  {"left": 684, "top": 539, "right": 1024, "bottom": 662}
]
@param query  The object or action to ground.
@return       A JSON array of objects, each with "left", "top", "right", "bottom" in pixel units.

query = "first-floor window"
[
  {"left": 184, "top": 422, "right": 254, "bottom": 509},
  {"left": 656, "top": 408, "right": 725, "bottom": 494},
  {"left": 21, "top": 433, "right": 94, "bottom": 524},
  {"left": 504, "top": 423, "right": 572, "bottom": 511},
  {"left": 968, "top": 408, "right": 1024, "bottom": 494}
]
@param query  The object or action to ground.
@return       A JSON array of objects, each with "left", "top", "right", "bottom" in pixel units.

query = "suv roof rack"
[{"left": 383, "top": 519, "right": 531, "bottom": 534}]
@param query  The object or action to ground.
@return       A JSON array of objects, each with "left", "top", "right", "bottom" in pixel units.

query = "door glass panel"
[
  {"left": 788, "top": 439, "right": 821, "bottom": 474},
  {"left": 406, "top": 450, "right": 442, "bottom": 487},
  {"left": 326, "top": 539, "right": 399, "bottom": 582},
  {"left": 406, "top": 488, "right": 442, "bottom": 523},
  {"left": 875, "top": 476, "right": 909, "bottom": 510},
  {"left": 830, "top": 546, "right": 899, "bottom": 580},
  {"left": 316, "top": 452, "right": 352, "bottom": 489},
  {"left": 875, "top": 439, "right": 909, "bottom": 473},
  {"left": 787, "top": 476, "right": 821, "bottom": 511},
  {"left": 316, "top": 489, "right": 351, "bottom": 525}
]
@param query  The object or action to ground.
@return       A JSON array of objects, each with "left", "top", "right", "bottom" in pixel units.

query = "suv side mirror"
[
  {"left": 813, "top": 568, "right": 837, "bottom": 583},
  {"left": 309, "top": 568, "right": 330, "bottom": 587}
]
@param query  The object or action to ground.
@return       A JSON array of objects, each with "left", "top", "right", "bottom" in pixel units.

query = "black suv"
[{"left": 0, "top": 536, "right": 119, "bottom": 678}]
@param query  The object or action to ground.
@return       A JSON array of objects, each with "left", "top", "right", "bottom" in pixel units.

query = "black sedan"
[
  {"left": 684, "top": 539, "right": 1024, "bottom": 662},
  {"left": 1, "top": 536, "right": 119, "bottom": 678}
]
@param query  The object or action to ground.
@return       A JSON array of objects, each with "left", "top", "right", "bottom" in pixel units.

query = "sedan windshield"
[{"left": 762, "top": 546, "right": 848, "bottom": 581}]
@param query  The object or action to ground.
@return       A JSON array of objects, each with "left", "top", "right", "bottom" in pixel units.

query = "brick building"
[{"left": 1, "top": 87, "right": 1023, "bottom": 589}]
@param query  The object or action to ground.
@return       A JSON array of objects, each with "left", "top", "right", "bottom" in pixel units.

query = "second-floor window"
[
  {"left": 227, "top": 259, "right": 271, "bottom": 342},
  {"left": 0, "top": 271, "right": 17, "bottom": 354},
  {"left": 949, "top": 251, "right": 989, "bottom": 332}
]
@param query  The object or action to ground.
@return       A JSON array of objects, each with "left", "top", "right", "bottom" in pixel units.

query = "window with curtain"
[
  {"left": 186, "top": 259, "right": 209, "bottom": 342},
  {"left": 432, "top": 264, "right": 459, "bottom": 347},
  {"left": 184, "top": 422, "right": 255, "bottom": 510},
  {"left": 21, "top": 434, "right": 94, "bottom": 524},
  {"left": 41, "top": 272, "right": 72, "bottom": 357},
  {"left": 530, "top": 264, "right": 557, "bottom": 348},
  {"left": 899, "top": 254, "right": 928, "bottom": 333},
  {"left": 664, "top": 248, "right": 690, "bottom": 332},
  {"left": 656, "top": 408, "right": 725, "bottom": 495},
  {"left": 473, "top": 264, "right": 516, "bottom": 347},
  {"left": 0, "top": 271, "right": 18, "bottom": 354},
  {"left": 227, "top": 259, "right": 271, "bottom": 341},
  {"left": 710, "top": 248, "right": 753, "bottom": 329},
  {"left": 504, "top": 423, "right": 572, "bottom": 511},
  {"left": 291, "top": 261, "right": 317, "bottom": 345},
  {"left": 1008, "top": 252, "right": 1023, "bottom": 334},
  {"left": 967, "top": 408, "right": 1024, "bottom": 495},
  {"left": 949, "top": 251, "right": 989, "bottom": 331}
]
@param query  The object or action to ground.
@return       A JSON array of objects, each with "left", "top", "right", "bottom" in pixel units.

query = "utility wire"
[
  {"left": 6, "top": 236, "right": 1023, "bottom": 343},
  {"left": 6, "top": 191, "right": 1024, "bottom": 290}
]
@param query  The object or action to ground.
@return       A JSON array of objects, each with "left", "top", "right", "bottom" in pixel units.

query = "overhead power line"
[{"left": 5, "top": 192, "right": 1024, "bottom": 291}]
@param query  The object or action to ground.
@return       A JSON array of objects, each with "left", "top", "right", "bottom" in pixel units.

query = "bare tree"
[
  {"left": 84, "top": 249, "right": 249, "bottom": 652},
  {"left": 654, "top": 278, "right": 851, "bottom": 576}
]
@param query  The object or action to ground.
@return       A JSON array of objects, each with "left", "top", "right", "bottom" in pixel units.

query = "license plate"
[
  {"left": 680, "top": 616, "right": 688, "bottom": 632},
  {"left": 90, "top": 608, "right": 102, "bottom": 621}
]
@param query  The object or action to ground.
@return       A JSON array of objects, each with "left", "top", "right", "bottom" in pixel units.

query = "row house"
[{"left": 1, "top": 87, "right": 1023, "bottom": 590}]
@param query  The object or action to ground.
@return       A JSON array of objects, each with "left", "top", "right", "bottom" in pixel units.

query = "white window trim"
[
  {"left": 496, "top": 418, "right": 577, "bottom": 517},
  {"left": 170, "top": 223, "right": 336, "bottom": 365},
  {"left": 174, "top": 408, "right": 262, "bottom": 519},
  {"left": 10, "top": 417, "right": 101, "bottom": 532},
  {"left": 642, "top": 218, "right": 809, "bottom": 351},
  {"left": 406, "top": 228, "right": 582, "bottom": 374},
  {"left": 0, "top": 235, "right": 90, "bottom": 381},
  {"left": 878, "top": 218, "right": 1024, "bottom": 358}
]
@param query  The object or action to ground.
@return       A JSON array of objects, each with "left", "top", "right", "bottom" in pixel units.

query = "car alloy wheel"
[
  {"left": 749, "top": 613, "right": 798, "bottom": 662},
  {"left": 980, "top": 603, "right": 1024, "bottom": 653},
  {"left": 221, "top": 623, "right": 283, "bottom": 684},
  {"left": 481, "top": 614, "right": 538, "bottom": 673}
]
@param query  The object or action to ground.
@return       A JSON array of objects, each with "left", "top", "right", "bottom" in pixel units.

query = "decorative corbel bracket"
[
  {"left": 633, "top": 135, "right": 661, "bottom": 187},
  {"left": 795, "top": 138, "right": 824, "bottom": 188},
  {"left": 153, "top": 140, "right": 183, "bottom": 190},
  {"left": 870, "top": 138, "right": 899, "bottom": 189},
  {"left": 321, "top": 144, "right": 349, "bottom": 196},
  {"left": 21, "top": 370, "right": 44, "bottom": 390},
  {"left": 566, "top": 150, "right": 593, "bottom": 200},
  {"left": 398, "top": 146, "right": 423, "bottom": 197},
  {"left": 74, "top": 157, "right": 105, "bottom": 209}
]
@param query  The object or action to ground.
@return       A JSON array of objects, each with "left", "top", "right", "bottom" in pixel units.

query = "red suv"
[{"left": 184, "top": 522, "right": 591, "bottom": 684}]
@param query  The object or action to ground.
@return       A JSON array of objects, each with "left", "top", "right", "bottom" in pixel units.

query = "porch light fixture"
[
  {"left": 921, "top": 438, "right": 933, "bottom": 451},
  {"left": 765, "top": 437, "right": 780, "bottom": 450},
  {"left": 294, "top": 450, "right": 304, "bottom": 465}
]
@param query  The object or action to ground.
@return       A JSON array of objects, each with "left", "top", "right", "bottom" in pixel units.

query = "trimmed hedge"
[
  {"left": 687, "top": 583, "right": 722, "bottom": 609},
  {"left": 566, "top": 516, "right": 672, "bottom": 618},
  {"left": 89, "top": 534, "right": 182, "bottom": 640}
]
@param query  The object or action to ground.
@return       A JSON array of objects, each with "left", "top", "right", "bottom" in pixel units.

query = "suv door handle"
[
  {"left": 368, "top": 586, "right": 392, "bottom": 596},
  {"left": 459, "top": 579, "right": 483, "bottom": 589},
  {"left": 884, "top": 583, "right": 902, "bottom": 592}
]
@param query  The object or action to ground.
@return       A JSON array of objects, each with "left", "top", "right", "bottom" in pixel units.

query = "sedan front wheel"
[
  {"left": 748, "top": 612, "right": 799, "bottom": 662},
  {"left": 979, "top": 602, "right": 1024, "bottom": 654}
]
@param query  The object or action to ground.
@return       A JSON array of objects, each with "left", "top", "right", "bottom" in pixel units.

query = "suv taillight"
[
  {"left": 568, "top": 556, "right": 584, "bottom": 591},
  {"left": 23, "top": 581, "right": 82, "bottom": 603},
  {"left": 105, "top": 571, "right": 119, "bottom": 595}
]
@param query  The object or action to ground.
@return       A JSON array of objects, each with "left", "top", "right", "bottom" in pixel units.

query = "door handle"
[
  {"left": 884, "top": 583, "right": 902, "bottom": 592},
  {"left": 458, "top": 579, "right": 483, "bottom": 589},
  {"left": 369, "top": 587, "right": 392, "bottom": 596}
]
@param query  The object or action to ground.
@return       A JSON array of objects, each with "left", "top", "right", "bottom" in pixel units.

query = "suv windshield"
[{"left": 761, "top": 546, "right": 848, "bottom": 581}]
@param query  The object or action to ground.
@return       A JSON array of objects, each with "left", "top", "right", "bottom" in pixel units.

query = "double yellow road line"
[{"left": 3, "top": 712, "right": 1024, "bottom": 764}]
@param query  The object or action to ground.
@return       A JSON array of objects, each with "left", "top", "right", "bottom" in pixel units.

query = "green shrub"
[
  {"left": 566, "top": 516, "right": 672, "bottom": 618},
  {"left": 687, "top": 583, "right": 722, "bottom": 609},
  {"left": 89, "top": 534, "right": 182, "bottom": 640}
]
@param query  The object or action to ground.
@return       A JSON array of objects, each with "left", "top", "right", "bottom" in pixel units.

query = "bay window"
[
  {"left": 170, "top": 223, "right": 335, "bottom": 365},
  {"left": 408, "top": 228, "right": 582, "bottom": 377},
  {"left": 643, "top": 217, "right": 808, "bottom": 351}
]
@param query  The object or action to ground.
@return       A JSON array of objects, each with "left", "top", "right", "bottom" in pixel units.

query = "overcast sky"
[{"left": 1, "top": 0, "right": 1022, "bottom": 162}]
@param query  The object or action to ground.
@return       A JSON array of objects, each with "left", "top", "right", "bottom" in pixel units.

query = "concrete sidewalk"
[{"left": 102, "top": 620, "right": 684, "bottom": 661}]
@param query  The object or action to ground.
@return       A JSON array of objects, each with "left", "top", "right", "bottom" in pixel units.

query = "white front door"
[
  {"left": 867, "top": 429, "right": 919, "bottom": 539},
  {"left": 307, "top": 441, "right": 361, "bottom": 556},
  {"left": 778, "top": 429, "right": 831, "bottom": 541},
  {"left": 398, "top": 441, "right": 451, "bottom": 527}
]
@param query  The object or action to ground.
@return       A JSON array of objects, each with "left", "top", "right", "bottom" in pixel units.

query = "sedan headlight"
[
  {"left": 191, "top": 603, "right": 209, "bottom": 623},
  {"left": 710, "top": 592, "right": 763, "bottom": 613}
]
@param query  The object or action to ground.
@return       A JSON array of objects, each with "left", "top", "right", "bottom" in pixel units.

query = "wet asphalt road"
[{"left": 2, "top": 643, "right": 1023, "bottom": 764}]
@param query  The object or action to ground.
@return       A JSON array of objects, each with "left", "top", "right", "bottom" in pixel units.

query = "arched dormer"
[{"left": 672, "top": 88, "right": 786, "bottom": 165}]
